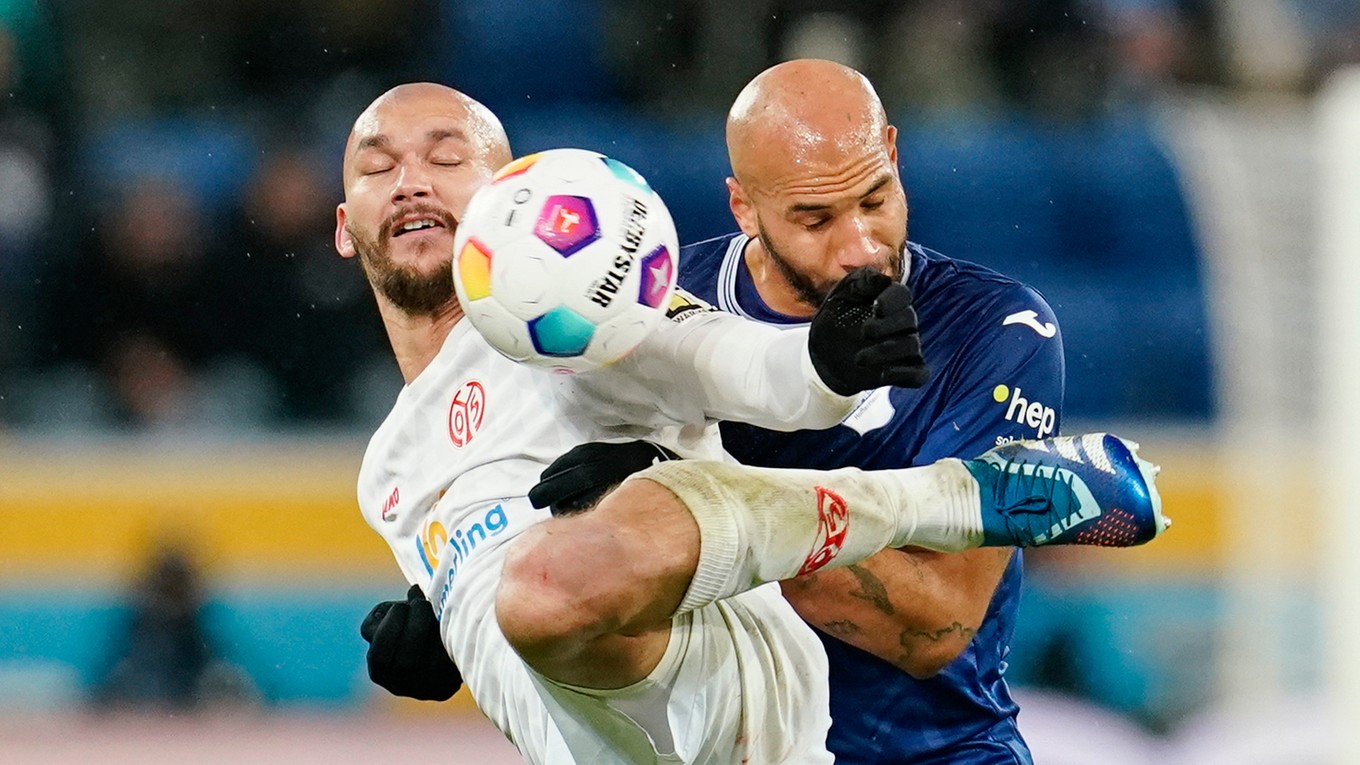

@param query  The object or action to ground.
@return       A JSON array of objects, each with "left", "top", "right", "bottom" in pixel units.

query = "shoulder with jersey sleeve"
[
  {"left": 907, "top": 242, "right": 1066, "bottom": 459},
  {"left": 909, "top": 242, "right": 1062, "bottom": 357},
  {"left": 677, "top": 232, "right": 743, "bottom": 305}
]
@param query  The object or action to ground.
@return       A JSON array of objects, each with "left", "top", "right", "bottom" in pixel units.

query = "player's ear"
[
  {"left": 727, "top": 177, "right": 759, "bottom": 238},
  {"left": 336, "top": 204, "right": 356, "bottom": 258},
  {"left": 886, "top": 124, "right": 899, "bottom": 167}
]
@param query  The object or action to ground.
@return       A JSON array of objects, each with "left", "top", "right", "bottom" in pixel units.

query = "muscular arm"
[
  {"left": 565, "top": 291, "right": 861, "bottom": 434},
  {"left": 659, "top": 311, "right": 858, "bottom": 429},
  {"left": 778, "top": 285, "right": 1064, "bottom": 677},
  {"left": 780, "top": 546, "right": 1014, "bottom": 678}
]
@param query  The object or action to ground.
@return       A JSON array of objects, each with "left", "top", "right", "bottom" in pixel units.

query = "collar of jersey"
[
  {"left": 717, "top": 233, "right": 918, "bottom": 327},
  {"left": 398, "top": 317, "right": 479, "bottom": 399}
]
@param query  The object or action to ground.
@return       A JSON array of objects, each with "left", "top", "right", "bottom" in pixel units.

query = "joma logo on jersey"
[{"left": 993, "top": 384, "right": 1056, "bottom": 437}]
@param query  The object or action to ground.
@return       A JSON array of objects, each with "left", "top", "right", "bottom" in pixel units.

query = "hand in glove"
[
  {"left": 529, "top": 440, "right": 679, "bottom": 517},
  {"left": 360, "top": 584, "right": 462, "bottom": 701},
  {"left": 808, "top": 266, "right": 930, "bottom": 395}
]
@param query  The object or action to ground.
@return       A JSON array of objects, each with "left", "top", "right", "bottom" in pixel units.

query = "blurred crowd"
[{"left": 1, "top": 0, "right": 1357, "bottom": 434}]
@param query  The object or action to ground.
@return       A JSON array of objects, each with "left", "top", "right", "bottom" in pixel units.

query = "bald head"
[
  {"left": 343, "top": 82, "right": 512, "bottom": 187},
  {"left": 337, "top": 82, "right": 515, "bottom": 319},
  {"left": 721, "top": 61, "right": 907, "bottom": 315},
  {"left": 727, "top": 60, "right": 890, "bottom": 191}
]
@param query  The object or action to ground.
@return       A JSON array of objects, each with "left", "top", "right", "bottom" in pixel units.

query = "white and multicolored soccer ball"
[{"left": 451, "top": 148, "right": 679, "bottom": 373}]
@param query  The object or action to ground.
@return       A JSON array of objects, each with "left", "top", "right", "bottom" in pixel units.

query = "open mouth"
[{"left": 392, "top": 217, "right": 446, "bottom": 238}]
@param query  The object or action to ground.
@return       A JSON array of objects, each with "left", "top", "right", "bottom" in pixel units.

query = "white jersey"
[{"left": 357, "top": 294, "right": 853, "bottom": 764}]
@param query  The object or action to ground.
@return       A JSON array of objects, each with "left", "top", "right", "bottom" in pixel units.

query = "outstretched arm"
[{"left": 564, "top": 270, "right": 928, "bottom": 434}]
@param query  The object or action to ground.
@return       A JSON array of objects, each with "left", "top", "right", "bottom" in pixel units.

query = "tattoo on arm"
[
  {"left": 845, "top": 564, "right": 894, "bottom": 616},
  {"left": 822, "top": 620, "right": 864, "bottom": 638},
  {"left": 901, "top": 622, "right": 977, "bottom": 648},
  {"left": 894, "top": 622, "right": 978, "bottom": 667}
]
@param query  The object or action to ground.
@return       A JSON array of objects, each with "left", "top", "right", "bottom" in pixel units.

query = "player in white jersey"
[
  {"left": 356, "top": 311, "right": 857, "bottom": 762},
  {"left": 337, "top": 83, "right": 1169, "bottom": 764}
]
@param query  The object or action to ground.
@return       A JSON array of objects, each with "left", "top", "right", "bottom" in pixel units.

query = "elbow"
[
  {"left": 898, "top": 643, "right": 967, "bottom": 679},
  {"left": 901, "top": 655, "right": 952, "bottom": 680}
]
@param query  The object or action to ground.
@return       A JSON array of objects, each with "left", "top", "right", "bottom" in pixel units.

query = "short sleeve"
[{"left": 914, "top": 286, "right": 1065, "bottom": 465}]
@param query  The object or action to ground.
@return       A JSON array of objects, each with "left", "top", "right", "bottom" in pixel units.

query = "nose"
[
  {"left": 390, "top": 162, "right": 433, "bottom": 204},
  {"left": 834, "top": 214, "right": 880, "bottom": 270}
]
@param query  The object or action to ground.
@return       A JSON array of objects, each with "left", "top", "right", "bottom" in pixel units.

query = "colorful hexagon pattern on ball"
[
  {"left": 457, "top": 240, "right": 493, "bottom": 301},
  {"left": 637, "top": 245, "right": 675, "bottom": 309},
  {"left": 528, "top": 305, "right": 596, "bottom": 357},
  {"left": 451, "top": 148, "right": 680, "bottom": 373},
  {"left": 534, "top": 195, "right": 599, "bottom": 256}
]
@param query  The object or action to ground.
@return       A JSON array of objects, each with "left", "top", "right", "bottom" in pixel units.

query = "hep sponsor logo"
[
  {"left": 448, "top": 380, "right": 487, "bottom": 447},
  {"left": 992, "top": 384, "right": 1056, "bottom": 438},
  {"left": 798, "top": 487, "right": 849, "bottom": 576}
]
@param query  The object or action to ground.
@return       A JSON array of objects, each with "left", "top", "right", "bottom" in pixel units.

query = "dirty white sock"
[{"left": 632, "top": 459, "right": 981, "bottom": 616}]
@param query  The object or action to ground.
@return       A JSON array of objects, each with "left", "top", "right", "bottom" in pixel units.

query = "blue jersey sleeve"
[{"left": 914, "top": 286, "right": 1065, "bottom": 465}]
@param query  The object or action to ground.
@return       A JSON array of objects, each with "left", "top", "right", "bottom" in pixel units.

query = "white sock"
[{"left": 631, "top": 459, "right": 982, "bottom": 616}]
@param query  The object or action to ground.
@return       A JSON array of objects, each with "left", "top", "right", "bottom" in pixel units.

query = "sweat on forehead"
[{"left": 727, "top": 60, "right": 887, "bottom": 184}]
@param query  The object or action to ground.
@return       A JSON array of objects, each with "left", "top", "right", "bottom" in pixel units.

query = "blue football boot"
[{"left": 964, "top": 434, "right": 1168, "bottom": 547}]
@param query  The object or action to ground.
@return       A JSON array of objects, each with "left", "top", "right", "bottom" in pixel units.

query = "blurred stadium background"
[{"left": 0, "top": 0, "right": 1357, "bottom": 762}]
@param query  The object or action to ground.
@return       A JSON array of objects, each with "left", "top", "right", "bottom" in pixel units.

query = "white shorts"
[{"left": 439, "top": 502, "right": 834, "bottom": 765}]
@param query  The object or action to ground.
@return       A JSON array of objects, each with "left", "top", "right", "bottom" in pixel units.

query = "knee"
[
  {"left": 495, "top": 526, "right": 608, "bottom": 665},
  {"left": 495, "top": 483, "right": 699, "bottom": 666}
]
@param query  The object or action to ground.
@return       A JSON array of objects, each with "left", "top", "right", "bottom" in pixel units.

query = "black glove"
[
  {"left": 359, "top": 584, "right": 462, "bottom": 701},
  {"left": 529, "top": 440, "right": 680, "bottom": 516},
  {"left": 808, "top": 267, "right": 930, "bottom": 395}
]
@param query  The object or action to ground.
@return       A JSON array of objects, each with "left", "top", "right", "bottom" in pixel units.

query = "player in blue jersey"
[
  {"left": 683, "top": 58, "right": 1050, "bottom": 764},
  {"left": 537, "top": 59, "right": 1057, "bottom": 763}
]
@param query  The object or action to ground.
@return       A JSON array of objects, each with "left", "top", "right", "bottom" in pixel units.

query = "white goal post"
[
  {"left": 1317, "top": 66, "right": 1360, "bottom": 760},
  {"left": 1157, "top": 65, "right": 1360, "bottom": 759}
]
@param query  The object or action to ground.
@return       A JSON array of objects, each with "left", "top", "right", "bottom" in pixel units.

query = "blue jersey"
[{"left": 679, "top": 233, "right": 1065, "bottom": 764}]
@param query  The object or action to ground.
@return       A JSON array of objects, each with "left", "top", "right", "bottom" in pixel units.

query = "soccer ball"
[{"left": 451, "top": 148, "right": 679, "bottom": 373}]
